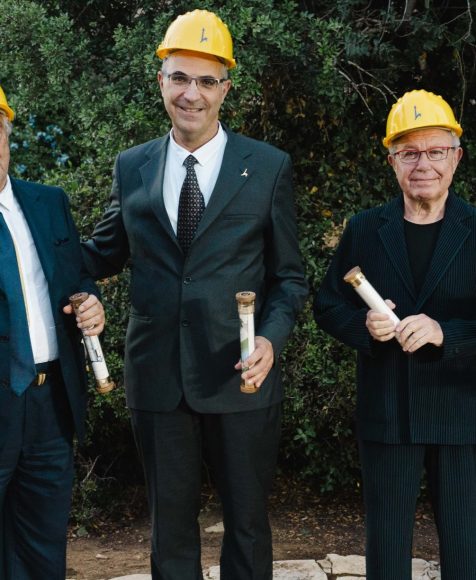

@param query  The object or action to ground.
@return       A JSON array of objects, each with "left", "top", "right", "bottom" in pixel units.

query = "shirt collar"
[
  {"left": 0, "top": 176, "right": 14, "bottom": 212},
  {"left": 169, "top": 122, "right": 226, "bottom": 167}
]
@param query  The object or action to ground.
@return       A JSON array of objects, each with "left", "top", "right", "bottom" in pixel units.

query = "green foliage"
[
  {"left": 280, "top": 305, "right": 360, "bottom": 492},
  {"left": 1, "top": 0, "right": 476, "bottom": 519}
]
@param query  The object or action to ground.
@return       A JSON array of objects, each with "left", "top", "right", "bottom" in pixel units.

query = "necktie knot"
[{"left": 184, "top": 155, "right": 198, "bottom": 171}]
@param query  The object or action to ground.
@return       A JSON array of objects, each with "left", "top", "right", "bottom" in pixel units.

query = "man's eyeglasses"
[
  {"left": 164, "top": 72, "right": 228, "bottom": 91},
  {"left": 393, "top": 147, "right": 456, "bottom": 164}
]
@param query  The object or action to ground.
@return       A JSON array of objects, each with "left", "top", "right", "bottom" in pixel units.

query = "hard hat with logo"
[
  {"left": 0, "top": 85, "right": 15, "bottom": 122},
  {"left": 383, "top": 89, "right": 462, "bottom": 148},
  {"left": 156, "top": 9, "right": 236, "bottom": 69}
]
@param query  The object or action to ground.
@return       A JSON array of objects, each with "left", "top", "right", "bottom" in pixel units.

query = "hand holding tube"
[
  {"left": 69, "top": 292, "right": 115, "bottom": 394},
  {"left": 344, "top": 266, "right": 400, "bottom": 325}
]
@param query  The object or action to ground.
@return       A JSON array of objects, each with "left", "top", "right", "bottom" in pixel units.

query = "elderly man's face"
[
  {"left": 0, "top": 117, "right": 10, "bottom": 191},
  {"left": 388, "top": 128, "right": 462, "bottom": 208},
  {"left": 158, "top": 52, "right": 231, "bottom": 152}
]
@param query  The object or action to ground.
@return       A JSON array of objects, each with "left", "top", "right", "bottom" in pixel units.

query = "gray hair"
[
  {"left": 0, "top": 112, "right": 12, "bottom": 137},
  {"left": 388, "top": 129, "right": 461, "bottom": 154}
]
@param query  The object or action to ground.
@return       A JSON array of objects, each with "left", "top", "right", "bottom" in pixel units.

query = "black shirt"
[{"left": 404, "top": 218, "right": 443, "bottom": 294}]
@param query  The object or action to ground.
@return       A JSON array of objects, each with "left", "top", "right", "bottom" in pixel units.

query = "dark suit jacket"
[
  {"left": 0, "top": 177, "right": 99, "bottom": 442},
  {"left": 314, "top": 192, "right": 476, "bottom": 444},
  {"left": 82, "top": 127, "right": 308, "bottom": 413}
]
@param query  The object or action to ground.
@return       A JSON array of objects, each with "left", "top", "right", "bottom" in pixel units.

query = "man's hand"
[
  {"left": 234, "top": 336, "right": 274, "bottom": 389},
  {"left": 396, "top": 314, "right": 443, "bottom": 353},
  {"left": 63, "top": 295, "right": 105, "bottom": 336},
  {"left": 366, "top": 299, "right": 397, "bottom": 342}
]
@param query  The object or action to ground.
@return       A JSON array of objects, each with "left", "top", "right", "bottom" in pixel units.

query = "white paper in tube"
[
  {"left": 83, "top": 335, "right": 109, "bottom": 380},
  {"left": 239, "top": 311, "right": 255, "bottom": 364},
  {"left": 354, "top": 280, "right": 400, "bottom": 325}
]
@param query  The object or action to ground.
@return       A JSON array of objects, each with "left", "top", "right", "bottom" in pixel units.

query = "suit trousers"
[
  {"left": 0, "top": 364, "right": 74, "bottom": 580},
  {"left": 130, "top": 401, "right": 281, "bottom": 580},
  {"left": 359, "top": 440, "right": 476, "bottom": 580}
]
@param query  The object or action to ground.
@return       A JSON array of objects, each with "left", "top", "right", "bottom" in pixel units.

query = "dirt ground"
[{"left": 66, "top": 478, "right": 440, "bottom": 580}]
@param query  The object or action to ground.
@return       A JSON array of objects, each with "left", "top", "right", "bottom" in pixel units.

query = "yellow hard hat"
[
  {"left": 383, "top": 89, "right": 462, "bottom": 148},
  {"left": 0, "top": 85, "right": 15, "bottom": 122},
  {"left": 156, "top": 9, "right": 236, "bottom": 69}
]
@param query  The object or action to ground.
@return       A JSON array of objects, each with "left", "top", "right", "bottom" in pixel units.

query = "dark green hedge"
[{"left": 1, "top": 0, "right": 475, "bottom": 523}]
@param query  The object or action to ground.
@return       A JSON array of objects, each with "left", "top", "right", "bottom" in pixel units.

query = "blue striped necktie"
[{"left": 0, "top": 211, "right": 36, "bottom": 395}]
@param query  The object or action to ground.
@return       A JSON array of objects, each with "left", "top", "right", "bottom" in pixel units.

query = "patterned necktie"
[
  {"left": 0, "top": 212, "right": 36, "bottom": 395},
  {"left": 177, "top": 155, "right": 205, "bottom": 254}
]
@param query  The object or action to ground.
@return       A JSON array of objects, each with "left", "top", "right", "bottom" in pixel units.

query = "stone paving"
[
  {"left": 108, "top": 554, "right": 441, "bottom": 580},
  {"left": 203, "top": 518, "right": 439, "bottom": 579},
  {"left": 101, "top": 520, "right": 441, "bottom": 580}
]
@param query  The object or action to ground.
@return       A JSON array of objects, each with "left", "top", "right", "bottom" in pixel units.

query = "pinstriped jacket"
[{"left": 314, "top": 192, "right": 476, "bottom": 444}]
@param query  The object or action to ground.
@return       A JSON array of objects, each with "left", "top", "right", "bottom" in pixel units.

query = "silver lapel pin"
[{"left": 241, "top": 168, "right": 248, "bottom": 177}]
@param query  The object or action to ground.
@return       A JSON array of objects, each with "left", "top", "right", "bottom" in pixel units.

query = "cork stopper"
[
  {"left": 343, "top": 266, "right": 365, "bottom": 288},
  {"left": 235, "top": 291, "right": 256, "bottom": 305},
  {"left": 95, "top": 377, "right": 115, "bottom": 394},
  {"left": 240, "top": 383, "right": 259, "bottom": 394},
  {"left": 69, "top": 292, "right": 89, "bottom": 313}
]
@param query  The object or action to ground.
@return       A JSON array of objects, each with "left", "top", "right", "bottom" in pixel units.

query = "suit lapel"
[
  {"left": 139, "top": 135, "right": 180, "bottom": 248},
  {"left": 139, "top": 129, "right": 252, "bottom": 252},
  {"left": 378, "top": 192, "right": 472, "bottom": 309},
  {"left": 194, "top": 129, "right": 251, "bottom": 243},
  {"left": 416, "top": 192, "right": 471, "bottom": 310},
  {"left": 11, "top": 178, "right": 55, "bottom": 283},
  {"left": 378, "top": 196, "right": 417, "bottom": 300}
]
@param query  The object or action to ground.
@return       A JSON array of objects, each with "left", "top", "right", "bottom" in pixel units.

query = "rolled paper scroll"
[
  {"left": 69, "top": 292, "right": 115, "bottom": 394},
  {"left": 343, "top": 266, "right": 400, "bottom": 325},
  {"left": 236, "top": 291, "right": 259, "bottom": 394}
]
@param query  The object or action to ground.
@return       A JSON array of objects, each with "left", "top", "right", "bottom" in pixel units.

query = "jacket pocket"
[{"left": 129, "top": 312, "right": 152, "bottom": 323}]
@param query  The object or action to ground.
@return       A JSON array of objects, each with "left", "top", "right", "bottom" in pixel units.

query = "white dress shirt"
[
  {"left": 0, "top": 176, "right": 58, "bottom": 363},
  {"left": 163, "top": 122, "right": 227, "bottom": 234}
]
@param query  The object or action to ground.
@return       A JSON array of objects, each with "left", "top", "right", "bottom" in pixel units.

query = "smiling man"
[
  {"left": 81, "top": 9, "right": 307, "bottom": 580},
  {"left": 0, "top": 86, "right": 104, "bottom": 580},
  {"left": 314, "top": 90, "right": 476, "bottom": 579}
]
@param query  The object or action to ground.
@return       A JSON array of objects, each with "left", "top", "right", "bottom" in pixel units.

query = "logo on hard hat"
[
  {"left": 414, "top": 106, "right": 421, "bottom": 120},
  {"left": 200, "top": 28, "right": 208, "bottom": 43}
]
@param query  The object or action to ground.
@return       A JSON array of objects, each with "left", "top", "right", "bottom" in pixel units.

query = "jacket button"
[
  {"left": 181, "top": 320, "right": 190, "bottom": 327},
  {"left": 183, "top": 277, "right": 192, "bottom": 285}
]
